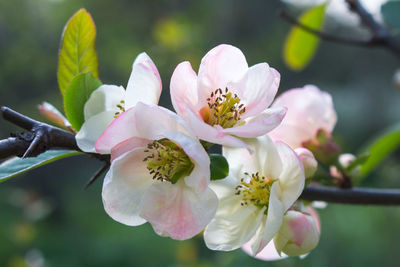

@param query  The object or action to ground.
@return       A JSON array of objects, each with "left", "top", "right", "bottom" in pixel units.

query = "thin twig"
[
  {"left": 84, "top": 163, "right": 110, "bottom": 190},
  {"left": 279, "top": 10, "right": 373, "bottom": 47},
  {"left": 301, "top": 186, "right": 400, "bottom": 205}
]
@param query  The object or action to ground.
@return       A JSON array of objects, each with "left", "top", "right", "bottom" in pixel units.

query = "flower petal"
[
  {"left": 275, "top": 141, "right": 305, "bottom": 212},
  {"left": 170, "top": 61, "right": 199, "bottom": 116},
  {"left": 140, "top": 181, "right": 218, "bottom": 240},
  {"left": 110, "top": 137, "right": 151, "bottom": 162},
  {"left": 229, "top": 63, "right": 280, "bottom": 119},
  {"left": 125, "top": 52, "right": 162, "bottom": 109},
  {"left": 221, "top": 107, "right": 286, "bottom": 138},
  {"left": 102, "top": 148, "right": 153, "bottom": 226},
  {"left": 84, "top": 85, "right": 125, "bottom": 120},
  {"left": 242, "top": 240, "right": 287, "bottom": 261},
  {"left": 204, "top": 194, "right": 265, "bottom": 251},
  {"left": 197, "top": 44, "right": 248, "bottom": 107},
  {"left": 187, "top": 107, "right": 248, "bottom": 148},
  {"left": 76, "top": 110, "right": 117, "bottom": 153},
  {"left": 269, "top": 85, "right": 337, "bottom": 148},
  {"left": 251, "top": 182, "right": 284, "bottom": 255},
  {"left": 95, "top": 107, "right": 140, "bottom": 154}
]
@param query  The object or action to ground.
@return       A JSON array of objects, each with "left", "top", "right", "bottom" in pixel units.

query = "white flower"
[
  {"left": 203, "top": 135, "right": 305, "bottom": 255},
  {"left": 75, "top": 52, "right": 162, "bottom": 152}
]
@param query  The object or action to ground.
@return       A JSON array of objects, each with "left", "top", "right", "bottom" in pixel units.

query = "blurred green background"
[{"left": 1, "top": 0, "right": 400, "bottom": 266}]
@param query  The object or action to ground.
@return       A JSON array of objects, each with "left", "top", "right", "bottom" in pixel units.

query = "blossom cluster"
[{"left": 76, "top": 44, "right": 337, "bottom": 260}]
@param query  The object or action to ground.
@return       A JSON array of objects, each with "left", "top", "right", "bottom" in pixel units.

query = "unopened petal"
[
  {"left": 125, "top": 52, "right": 162, "bottom": 109},
  {"left": 242, "top": 240, "right": 287, "bottom": 261}
]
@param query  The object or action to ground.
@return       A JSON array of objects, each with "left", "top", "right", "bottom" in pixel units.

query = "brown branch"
[
  {"left": 280, "top": 0, "right": 400, "bottom": 56},
  {"left": 301, "top": 186, "right": 400, "bottom": 205}
]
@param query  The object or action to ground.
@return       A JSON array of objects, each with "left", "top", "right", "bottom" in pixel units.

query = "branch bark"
[
  {"left": 301, "top": 186, "right": 400, "bottom": 205},
  {"left": 280, "top": 0, "right": 400, "bottom": 56}
]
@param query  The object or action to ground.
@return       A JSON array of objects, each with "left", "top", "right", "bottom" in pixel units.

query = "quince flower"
[
  {"left": 170, "top": 44, "right": 286, "bottom": 148},
  {"left": 269, "top": 85, "right": 337, "bottom": 149},
  {"left": 76, "top": 52, "right": 162, "bottom": 152},
  {"left": 95, "top": 102, "right": 218, "bottom": 240},
  {"left": 203, "top": 135, "right": 305, "bottom": 255}
]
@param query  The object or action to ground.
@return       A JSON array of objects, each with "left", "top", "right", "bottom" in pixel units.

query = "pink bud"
[
  {"left": 273, "top": 210, "right": 319, "bottom": 257},
  {"left": 295, "top": 148, "right": 317, "bottom": 179},
  {"left": 338, "top": 153, "right": 356, "bottom": 168}
]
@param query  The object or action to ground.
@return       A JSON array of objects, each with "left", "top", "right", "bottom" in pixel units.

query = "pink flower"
[
  {"left": 170, "top": 44, "right": 285, "bottom": 148},
  {"left": 269, "top": 85, "right": 337, "bottom": 149},
  {"left": 95, "top": 102, "right": 218, "bottom": 240}
]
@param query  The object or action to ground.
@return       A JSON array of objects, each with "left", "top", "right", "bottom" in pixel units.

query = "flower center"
[
  {"left": 200, "top": 88, "right": 246, "bottom": 129},
  {"left": 143, "top": 139, "right": 194, "bottom": 183},
  {"left": 114, "top": 100, "right": 125, "bottom": 118},
  {"left": 235, "top": 172, "right": 274, "bottom": 208}
]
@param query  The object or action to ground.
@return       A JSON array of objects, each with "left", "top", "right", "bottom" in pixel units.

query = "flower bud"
[
  {"left": 338, "top": 153, "right": 361, "bottom": 180},
  {"left": 273, "top": 210, "right": 319, "bottom": 257},
  {"left": 295, "top": 148, "right": 317, "bottom": 179}
]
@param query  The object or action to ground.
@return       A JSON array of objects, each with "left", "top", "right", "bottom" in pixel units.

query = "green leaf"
[
  {"left": 381, "top": 0, "right": 400, "bottom": 29},
  {"left": 283, "top": 4, "right": 327, "bottom": 71},
  {"left": 64, "top": 72, "right": 102, "bottom": 131},
  {"left": 210, "top": 154, "right": 229, "bottom": 181},
  {"left": 58, "top": 8, "right": 99, "bottom": 96},
  {"left": 0, "top": 150, "right": 82, "bottom": 182},
  {"left": 360, "top": 123, "right": 400, "bottom": 176},
  {"left": 345, "top": 153, "right": 369, "bottom": 172}
]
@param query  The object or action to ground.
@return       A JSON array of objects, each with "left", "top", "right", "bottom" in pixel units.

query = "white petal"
[
  {"left": 84, "top": 85, "right": 125, "bottom": 120},
  {"left": 275, "top": 141, "right": 305, "bottom": 211},
  {"left": 140, "top": 181, "right": 218, "bottom": 240},
  {"left": 251, "top": 182, "right": 284, "bottom": 255},
  {"left": 102, "top": 148, "right": 153, "bottom": 226},
  {"left": 125, "top": 52, "right": 162, "bottom": 109},
  {"left": 204, "top": 194, "right": 264, "bottom": 251},
  {"left": 76, "top": 110, "right": 116, "bottom": 153},
  {"left": 229, "top": 63, "right": 280, "bottom": 119}
]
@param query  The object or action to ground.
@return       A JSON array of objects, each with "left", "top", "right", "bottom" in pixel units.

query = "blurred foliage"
[
  {"left": 381, "top": 0, "right": 400, "bottom": 29},
  {"left": 283, "top": 4, "right": 326, "bottom": 71},
  {"left": 0, "top": 0, "right": 400, "bottom": 266}
]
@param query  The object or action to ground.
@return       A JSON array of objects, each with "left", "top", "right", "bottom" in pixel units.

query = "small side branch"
[{"left": 301, "top": 186, "right": 400, "bottom": 205}]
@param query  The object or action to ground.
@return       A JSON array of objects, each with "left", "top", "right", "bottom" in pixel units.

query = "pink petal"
[
  {"left": 187, "top": 107, "right": 248, "bottom": 148},
  {"left": 140, "top": 181, "right": 218, "bottom": 240},
  {"left": 197, "top": 44, "right": 248, "bottom": 107},
  {"left": 110, "top": 137, "right": 151, "bottom": 162},
  {"left": 269, "top": 85, "right": 337, "bottom": 148},
  {"left": 102, "top": 148, "right": 153, "bottom": 226},
  {"left": 125, "top": 52, "right": 162, "bottom": 109},
  {"left": 95, "top": 106, "right": 139, "bottom": 154},
  {"left": 221, "top": 107, "right": 286, "bottom": 138},
  {"left": 230, "top": 63, "right": 280, "bottom": 119},
  {"left": 170, "top": 61, "right": 199, "bottom": 116}
]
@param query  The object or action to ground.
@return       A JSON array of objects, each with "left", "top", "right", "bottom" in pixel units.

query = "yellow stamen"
[
  {"left": 114, "top": 100, "right": 126, "bottom": 118},
  {"left": 201, "top": 88, "right": 246, "bottom": 129},
  {"left": 143, "top": 139, "right": 194, "bottom": 183},
  {"left": 235, "top": 172, "right": 274, "bottom": 208}
]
